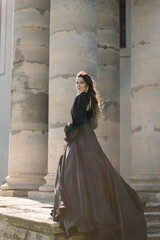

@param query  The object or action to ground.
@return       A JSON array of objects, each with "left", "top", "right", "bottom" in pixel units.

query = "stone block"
[
  {"left": 131, "top": 88, "right": 160, "bottom": 128},
  {"left": 50, "top": 0, "right": 96, "bottom": 33},
  {"left": 97, "top": 119, "right": 119, "bottom": 138},
  {"left": 12, "top": 62, "right": 49, "bottom": 93},
  {"left": 14, "top": 1, "right": 50, "bottom": 11},
  {"left": 131, "top": 131, "right": 160, "bottom": 175},
  {"left": 4, "top": 225, "right": 27, "bottom": 239},
  {"left": 0, "top": 189, "right": 28, "bottom": 197},
  {"left": 27, "top": 230, "right": 53, "bottom": 240},
  {"left": 28, "top": 191, "right": 54, "bottom": 201},
  {"left": 98, "top": 136, "right": 119, "bottom": 171},
  {"left": 14, "top": 8, "right": 49, "bottom": 29}
]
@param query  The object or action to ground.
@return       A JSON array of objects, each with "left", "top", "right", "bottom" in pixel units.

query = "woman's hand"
[
  {"left": 63, "top": 141, "right": 68, "bottom": 151},
  {"left": 67, "top": 122, "right": 72, "bottom": 127}
]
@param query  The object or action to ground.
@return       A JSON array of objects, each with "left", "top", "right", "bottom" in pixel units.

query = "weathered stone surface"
[
  {"left": 0, "top": 197, "right": 86, "bottom": 240},
  {"left": 14, "top": 0, "right": 50, "bottom": 11},
  {"left": 4, "top": 224, "right": 27, "bottom": 239},
  {"left": 131, "top": 132, "right": 160, "bottom": 175},
  {"left": 12, "top": 62, "right": 49, "bottom": 93},
  {"left": 41, "top": 0, "right": 97, "bottom": 193},
  {"left": 97, "top": 0, "right": 120, "bottom": 170},
  {"left": 1, "top": 131, "right": 48, "bottom": 190},
  {"left": 28, "top": 191, "right": 54, "bottom": 201},
  {"left": 27, "top": 231, "right": 53, "bottom": 240},
  {"left": 50, "top": 1, "right": 97, "bottom": 34},
  {"left": 97, "top": 120, "right": 119, "bottom": 137},
  {"left": 98, "top": 136, "right": 119, "bottom": 170},
  {"left": 49, "top": 78, "right": 74, "bottom": 123},
  {"left": 47, "top": 128, "right": 65, "bottom": 175},
  {"left": 0, "top": 190, "right": 28, "bottom": 197},
  {"left": 0, "top": 197, "right": 160, "bottom": 239},
  {"left": 0, "top": 0, "right": 50, "bottom": 194},
  {"left": 144, "top": 202, "right": 160, "bottom": 239},
  {"left": 11, "top": 91, "right": 48, "bottom": 123},
  {"left": 131, "top": 88, "right": 160, "bottom": 129},
  {"left": 14, "top": 8, "right": 49, "bottom": 30},
  {"left": 130, "top": 0, "right": 160, "bottom": 199}
]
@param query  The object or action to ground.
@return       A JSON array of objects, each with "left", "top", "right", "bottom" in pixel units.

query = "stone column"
[
  {"left": 0, "top": 0, "right": 50, "bottom": 196},
  {"left": 130, "top": 0, "right": 160, "bottom": 202},
  {"left": 39, "top": 0, "right": 97, "bottom": 199},
  {"left": 97, "top": 0, "right": 120, "bottom": 170}
]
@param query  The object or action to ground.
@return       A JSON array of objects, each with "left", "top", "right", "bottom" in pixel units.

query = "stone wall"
[
  {"left": 0, "top": 214, "right": 63, "bottom": 240},
  {"left": 0, "top": 197, "right": 85, "bottom": 240}
]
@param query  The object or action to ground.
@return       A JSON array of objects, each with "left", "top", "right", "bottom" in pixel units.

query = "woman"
[{"left": 50, "top": 71, "right": 147, "bottom": 240}]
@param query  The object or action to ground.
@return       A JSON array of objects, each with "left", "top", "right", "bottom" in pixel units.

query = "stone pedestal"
[
  {"left": 97, "top": 0, "right": 120, "bottom": 170},
  {"left": 38, "top": 0, "right": 98, "bottom": 197},
  {"left": 0, "top": 0, "right": 50, "bottom": 196},
  {"left": 130, "top": 0, "right": 160, "bottom": 202}
]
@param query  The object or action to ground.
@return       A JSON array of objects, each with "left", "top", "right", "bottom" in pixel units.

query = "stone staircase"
[{"left": 145, "top": 202, "right": 160, "bottom": 240}]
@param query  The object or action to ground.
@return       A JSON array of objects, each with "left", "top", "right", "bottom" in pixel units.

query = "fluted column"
[
  {"left": 0, "top": 0, "right": 50, "bottom": 196},
  {"left": 39, "top": 0, "right": 97, "bottom": 197},
  {"left": 97, "top": 0, "right": 120, "bottom": 170},
  {"left": 130, "top": 0, "right": 160, "bottom": 202}
]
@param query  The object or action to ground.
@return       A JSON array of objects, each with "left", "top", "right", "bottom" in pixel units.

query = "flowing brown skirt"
[{"left": 50, "top": 123, "right": 147, "bottom": 240}]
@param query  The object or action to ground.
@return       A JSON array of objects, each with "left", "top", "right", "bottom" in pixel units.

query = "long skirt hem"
[{"left": 50, "top": 124, "right": 147, "bottom": 240}]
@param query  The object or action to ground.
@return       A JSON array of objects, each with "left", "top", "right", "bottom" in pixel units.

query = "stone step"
[
  {"left": 145, "top": 212, "right": 160, "bottom": 223},
  {"left": 145, "top": 203, "right": 160, "bottom": 212},
  {"left": 147, "top": 233, "right": 160, "bottom": 240},
  {"left": 145, "top": 203, "right": 160, "bottom": 239},
  {"left": 147, "top": 222, "right": 160, "bottom": 234}
]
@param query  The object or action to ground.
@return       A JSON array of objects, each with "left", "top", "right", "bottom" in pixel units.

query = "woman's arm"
[{"left": 64, "top": 92, "right": 89, "bottom": 142}]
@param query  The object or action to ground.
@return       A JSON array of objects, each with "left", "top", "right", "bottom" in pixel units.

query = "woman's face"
[{"left": 76, "top": 76, "right": 88, "bottom": 93}]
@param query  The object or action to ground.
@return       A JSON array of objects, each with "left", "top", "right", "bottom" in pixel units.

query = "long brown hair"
[{"left": 76, "top": 71, "right": 101, "bottom": 120}]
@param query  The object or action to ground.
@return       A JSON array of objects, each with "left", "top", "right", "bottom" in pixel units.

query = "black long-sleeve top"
[{"left": 64, "top": 92, "right": 91, "bottom": 142}]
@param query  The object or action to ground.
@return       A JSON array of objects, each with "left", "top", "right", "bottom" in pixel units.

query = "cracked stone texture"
[
  {"left": 0, "top": 196, "right": 85, "bottom": 240},
  {"left": 97, "top": 0, "right": 120, "bottom": 171},
  {"left": 0, "top": 0, "right": 50, "bottom": 193},
  {"left": 130, "top": 0, "right": 160, "bottom": 197},
  {"left": 0, "top": 197, "right": 160, "bottom": 239},
  {"left": 43, "top": 0, "right": 98, "bottom": 193}
]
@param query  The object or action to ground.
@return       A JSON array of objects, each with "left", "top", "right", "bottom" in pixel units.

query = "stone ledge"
[
  {"left": 0, "top": 196, "right": 84, "bottom": 240},
  {"left": 1, "top": 197, "right": 159, "bottom": 239}
]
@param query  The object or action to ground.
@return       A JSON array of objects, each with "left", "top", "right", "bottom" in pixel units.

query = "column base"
[
  {"left": 28, "top": 174, "right": 55, "bottom": 201},
  {"left": 1, "top": 175, "right": 46, "bottom": 191},
  {"left": 0, "top": 189, "right": 28, "bottom": 197},
  {"left": 130, "top": 174, "right": 160, "bottom": 202},
  {"left": 39, "top": 173, "right": 55, "bottom": 192}
]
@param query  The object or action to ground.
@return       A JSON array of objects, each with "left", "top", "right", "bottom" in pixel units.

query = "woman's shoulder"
[
  {"left": 75, "top": 91, "right": 89, "bottom": 101},
  {"left": 74, "top": 92, "right": 89, "bottom": 106}
]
